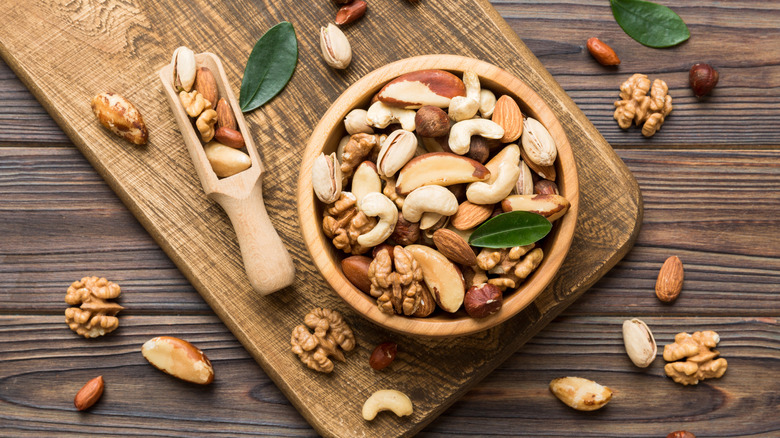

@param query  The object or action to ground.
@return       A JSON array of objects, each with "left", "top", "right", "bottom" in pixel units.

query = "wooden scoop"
[{"left": 159, "top": 52, "right": 295, "bottom": 295}]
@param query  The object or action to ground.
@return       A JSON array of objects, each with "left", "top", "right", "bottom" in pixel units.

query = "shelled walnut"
[
  {"left": 614, "top": 73, "right": 673, "bottom": 137},
  {"left": 476, "top": 245, "right": 543, "bottom": 290},
  {"left": 65, "top": 276, "right": 124, "bottom": 338},
  {"left": 663, "top": 331, "right": 728, "bottom": 385},
  {"left": 340, "top": 133, "right": 380, "bottom": 185},
  {"left": 322, "top": 192, "right": 377, "bottom": 254},
  {"left": 291, "top": 308, "right": 355, "bottom": 373},
  {"left": 368, "top": 246, "right": 425, "bottom": 315}
]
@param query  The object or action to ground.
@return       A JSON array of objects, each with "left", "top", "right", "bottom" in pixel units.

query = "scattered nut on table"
[
  {"left": 91, "top": 92, "right": 148, "bottom": 145},
  {"left": 614, "top": 73, "right": 672, "bottom": 137},
  {"left": 291, "top": 308, "right": 355, "bottom": 373},
  {"left": 362, "top": 389, "right": 413, "bottom": 421},
  {"left": 622, "top": 318, "right": 657, "bottom": 368},
  {"left": 656, "top": 255, "right": 684, "bottom": 303},
  {"left": 141, "top": 336, "right": 214, "bottom": 384},
  {"left": 586, "top": 37, "right": 620, "bottom": 66},
  {"left": 65, "top": 276, "right": 124, "bottom": 338},
  {"left": 549, "top": 376, "right": 613, "bottom": 411},
  {"left": 663, "top": 330, "right": 727, "bottom": 385},
  {"left": 74, "top": 376, "right": 104, "bottom": 411},
  {"left": 320, "top": 23, "right": 351, "bottom": 69},
  {"left": 369, "top": 341, "right": 398, "bottom": 370}
]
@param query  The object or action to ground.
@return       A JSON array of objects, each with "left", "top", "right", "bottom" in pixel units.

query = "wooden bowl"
[{"left": 298, "top": 55, "right": 579, "bottom": 337}]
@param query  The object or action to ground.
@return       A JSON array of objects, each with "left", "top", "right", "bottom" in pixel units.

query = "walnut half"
[
  {"left": 291, "top": 308, "right": 355, "bottom": 373},
  {"left": 64, "top": 276, "right": 124, "bottom": 338}
]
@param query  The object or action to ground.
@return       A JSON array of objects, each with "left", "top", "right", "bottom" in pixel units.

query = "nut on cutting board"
[{"left": 159, "top": 51, "right": 295, "bottom": 295}]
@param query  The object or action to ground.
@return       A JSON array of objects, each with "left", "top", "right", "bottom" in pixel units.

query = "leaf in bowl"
[{"left": 468, "top": 211, "right": 551, "bottom": 248}]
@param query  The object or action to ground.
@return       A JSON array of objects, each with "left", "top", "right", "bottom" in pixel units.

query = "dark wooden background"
[{"left": 1, "top": 1, "right": 778, "bottom": 437}]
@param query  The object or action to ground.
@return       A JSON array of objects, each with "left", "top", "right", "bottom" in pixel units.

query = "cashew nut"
[
  {"left": 356, "top": 192, "right": 398, "bottom": 247},
  {"left": 366, "top": 101, "right": 416, "bottom": 131},
  {"left": 312, "top": 152, "right": 343, "bottom": 204},
  {"left": 448, "top": 71, "right": 481, "bottom": 122},
  {"left": 479, "top": 88, "right": 497, "bottom": 118},
  {"left": 466, "top": 144, "right": 521, "bottom": 204},
  {"left": 362, "top": 389, "right": 413, "bottom": 421},
  {"left": 448, "top": 119, "right": 504, "bottom": 155},
  {"left": 402, "top": 185, "right": 458, "bottom": 223}
]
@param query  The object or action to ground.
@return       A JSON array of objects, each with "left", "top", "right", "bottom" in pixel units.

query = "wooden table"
[{"left": 1, "top": 1, "right": 778, "bottom": 436}]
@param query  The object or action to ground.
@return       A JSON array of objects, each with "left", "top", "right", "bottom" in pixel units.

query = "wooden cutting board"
[{"left": 0, "top": 1, "right": 641, "bottom": 436}]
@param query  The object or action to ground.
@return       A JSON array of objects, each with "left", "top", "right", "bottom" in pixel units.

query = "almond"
[
  {"left": 74, "top": 376, "right": 104, "bottom": 411},
  {"left": 492, "top": 95, "right": 523, "bottom": 143},
  {"left": 432, "top": 228, "right": 477, "bottom": 266},
  {"left": 335, "top": 0, "right": 367, "bottom": 25},
  {"left": 141, "top": 336, "right": 214, "bottom": 384},
  {"left": 194, "top": 67, "right": 219, "bottom": 109},
  {"left": 655, "top": 256, "right": 684, "bottom": 302},
  {"left": 341, "top": 256, "right": 372, "bottom": 293},
  {"left": 215, "top": 98, "right": 237, "bottom": 131},
  {"left": 214, "top": 127, "right": 245, "bottom": 149},
  {"left": 451, "top": 201, "right": 493, "bottom": 230}
]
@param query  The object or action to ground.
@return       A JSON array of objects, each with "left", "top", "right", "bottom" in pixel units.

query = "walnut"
[
  {"left": 179, "top": 90, "right": 212, "bottom": 118},
  {"left": 381, "top": 175, "right": 405, "bottom": 209},
  {"left": 476, "top": 245, "right": 543, "bottom": 290},
  {"left": 368, "top": 246, "right": 425, "bottom": 316},
  {"left": 614, "top": 74, "right": 672, "bottom": 137},
  {"left": 340, "top": 133, "right": 380, "bottom": 185},
  {"left": 64, "top": 276, "right": 124, "bottom": 338},
  {"left": 663, "top": 331, "right": 728, "bottom": 385},
  {"left": 196, "top": 109, "right": 217, "bottom": 142},
  {"left": 291, "top": 308, "right": 355, "bottom": 373},
  {"left": 322, "top": 192, "right": 377, "bottom": 254}
]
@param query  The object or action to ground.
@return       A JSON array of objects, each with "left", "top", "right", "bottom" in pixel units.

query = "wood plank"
[
  {"left": 1, "top": 315, "right": 776, "bottom": 437},
  {"left": 4, "top": 147, "right": 777, "bottom": 318},
  {"left": 0, "top": 0, "right": 643, "bottom": 435},
  {"left": 3, "top": 0, "right": 779, "bottom": 147}
]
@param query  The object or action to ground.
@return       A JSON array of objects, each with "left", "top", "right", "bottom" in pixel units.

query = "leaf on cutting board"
[
  {"left": 610, "top": 0, "right": 690, "bottom": 48},
  {"left": 468, "top": 211, "right": 552, "bottom": 248},
  {"left": 239, "top": 21, "right": 298, "bottom": 112}
]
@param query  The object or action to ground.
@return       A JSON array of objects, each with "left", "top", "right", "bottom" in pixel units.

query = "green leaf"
[
  {"left": 239, "top": 22, "right": 298, "bottom": 112},
  {"left": 468, "top": 211, "right": 552, "bottom": 248},
  {"left": 610, "top": 0, "right": 690, "bottom": 48}
]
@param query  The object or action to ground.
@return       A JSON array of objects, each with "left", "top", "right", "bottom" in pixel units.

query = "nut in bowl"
[{"left": 298, "top": 55, "right": 578, "bottom": 337}]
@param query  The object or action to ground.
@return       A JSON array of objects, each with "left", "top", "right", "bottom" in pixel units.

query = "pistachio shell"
[{"left": 622, "top": 318, "right": 657, "bottom": 368}]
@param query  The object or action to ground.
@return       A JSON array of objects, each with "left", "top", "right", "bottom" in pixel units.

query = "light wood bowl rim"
[{"left": 298, "top": 55, "right": 579, "bottom": 338}]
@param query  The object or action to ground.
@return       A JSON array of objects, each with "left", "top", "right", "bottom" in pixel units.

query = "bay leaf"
[
  {"left": 239, "top": 21, "right": 298, "bottom": 112},
  {"left": 468, "top": 211, "right": 551, "bottom": 248},
  {"left": 610, "top": 0, "right": 690, "bottom": 48}
]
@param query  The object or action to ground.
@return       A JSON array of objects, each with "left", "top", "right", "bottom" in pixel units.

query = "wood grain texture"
[
  {"left": 0, "top": 0, "right": 642, "bottom": 436},
  {"left": 0, "top": 0, "right": 778, "bottom": 436}
]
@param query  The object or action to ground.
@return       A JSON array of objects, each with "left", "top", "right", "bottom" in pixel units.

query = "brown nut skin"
[
  {"left": 586, "top": 37, "right": 620, "bottom": 66},
  {"left": 391, "top": 213, "right": 420, "bottom": 246},
  {"left": 341, "top": 256, "right": 373, "bottom": 294},
  {"left": 215, "top": 98, "right": 237, "bottom": 131},
  {"left": 667, "top": 432, "right": 696, "bottom": 438},
  {"left": 466, "top": 136, "right": 490, "bottom": 164},
  {"left": 335, "top": 0, "right": 367, "bottom": 25},
  {"left": 74, "top": 375, "right": 104, "bottom": 411},
  {"left": 463, "top": 283, "right": 503, "bottom": 318},
  {"left": 534, "top": 179, "right": 559, "bottom": 195},
  {"left": 656, "top": 255, "right": 684, "bottom": 303},
  {"left": 689, "top": 63, "right": 719, "bottom": 98},
  {"left": 214, "top": 127, "right": 245, "bottom": 149},
  {"left": 194, "top": 67, "right": 218, "bottom": 108},
  {"left": 369, "top": 341, "right": 398, "bottom": 370},
  {"left": 415, "top": 105, "right": 450, "bottom": 137}
]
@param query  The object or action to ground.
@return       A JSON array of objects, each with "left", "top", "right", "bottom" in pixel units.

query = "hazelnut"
[
  {"left": 466, "top": 136, "right": 490, "bottom": 163},
  {"left": 390, "top": 212, "right": 420, "bottom": 246},
  {"left": 534, "top": 179, "right": 559, "bottom": 195},
  {"left": 463, "top": 283, "right": 503, "bottom": 318},
  {"left": 689, "top": 63, "right": 719, "bottom": 98},
  {"left": 414, "top": 105, "right": 450, "bottom": 137},
  {"left": 667, "top": 432, "right": 696, "bottom": 438},
  {"left": 369, "top": 341, "right": 398, "bottom": 370}
]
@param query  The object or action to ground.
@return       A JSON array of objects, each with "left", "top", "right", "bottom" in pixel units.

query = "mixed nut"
[
  {"left": 312, "top": 68, "right": 570, "bottom": 320},
  {"left": 170, "top": 46, "right": 251, "bottom": 178}
]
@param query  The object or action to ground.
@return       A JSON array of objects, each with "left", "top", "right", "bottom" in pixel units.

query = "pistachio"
[
  {"left": 344, "top": 109, "right": 374, "bottom": 135},
  {"left": 514, "top": 160, "right": 534, "bottom": 195},
  {"left": 376, "top": 130, "right": 418, "bottom": 177},
  {"left": 622, "top": 318, "right": 657, "bottom": 368},
  {"left": 521, "top": 117, "right": 557, "bottom": 167},
  {"left": 171, "top": 46, "right": 196, "bottom": 92},
  {"left": 312, "top": 152, "right": 343, "bottom": 203},
  {"left": 320, "top": 23, "right": 351, "bottom": 69}
]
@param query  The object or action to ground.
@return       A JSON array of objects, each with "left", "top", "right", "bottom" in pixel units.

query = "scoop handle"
[{"left": 213, "top": 180, "right": 295, "bottom": 295}]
